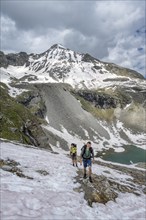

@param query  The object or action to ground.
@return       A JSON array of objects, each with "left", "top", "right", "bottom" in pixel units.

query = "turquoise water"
[{"left": 101, "top": 145, "right": 146, "bottom": 165}]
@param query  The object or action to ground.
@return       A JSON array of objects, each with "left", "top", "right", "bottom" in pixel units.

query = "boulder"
[{"left": 1, "top": 165, "right": 12, "bottom": 172}]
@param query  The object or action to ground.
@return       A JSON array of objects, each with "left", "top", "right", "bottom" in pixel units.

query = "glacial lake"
[{"left": 101, "top": 145, "right": 146, "bottom": 165}]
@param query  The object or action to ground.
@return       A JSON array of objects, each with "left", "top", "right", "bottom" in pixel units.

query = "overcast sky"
[{"left": 1, "top": 0, "right": 146, "bottom": 77}]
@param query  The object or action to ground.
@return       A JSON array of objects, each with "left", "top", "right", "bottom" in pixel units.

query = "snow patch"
[{"left": 113, "top": 147, "right": 125, "bottom": 152}]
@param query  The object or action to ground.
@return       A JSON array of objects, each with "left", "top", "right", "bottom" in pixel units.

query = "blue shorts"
[{"left": 83, "top": 159, "right": 92, "bottom": 168}]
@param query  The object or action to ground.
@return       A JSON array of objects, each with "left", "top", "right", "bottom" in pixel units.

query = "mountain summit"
[{"left": 49, "top": 43, "right": 67, "bottom": 49}]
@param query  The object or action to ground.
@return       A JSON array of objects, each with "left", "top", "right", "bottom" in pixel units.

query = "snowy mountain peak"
[
  {"left": 49, "top": 44, "right": 66, "bottom": 50},
  {"left": 43, "top": 44, "right": 67, "bottom": 55},
  {"left": 41, "top": 43, "right": 82, "bottom": 63},
  {"left": 0, "top": 44, "right": 145, "bottom": 89}
]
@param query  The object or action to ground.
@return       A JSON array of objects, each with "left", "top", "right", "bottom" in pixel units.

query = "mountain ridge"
[{"left": 0, "top": 44, "right": 144, "bottom": 85}]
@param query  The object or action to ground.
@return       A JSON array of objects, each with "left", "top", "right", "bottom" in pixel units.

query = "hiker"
[
  {"left": 70, "top": 143, "right": 78, "bottom": 167},
  {"left": 80, "top": 141, "right": 94, "bottom": 182}
]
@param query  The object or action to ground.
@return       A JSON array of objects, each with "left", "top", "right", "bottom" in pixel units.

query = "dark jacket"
[{"left": 81, "top": 145, "right": 94, "bottom": 159}]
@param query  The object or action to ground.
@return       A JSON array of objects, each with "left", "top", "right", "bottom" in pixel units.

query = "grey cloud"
[
  {"left": 2, "top": 1, "right": 69, "bottom": 30},
  {"left": 1, "top": 1, "right": 145, "bottom": 76},
  {"left": 63, "top": 30, "right": 109, "bottom": 59},
  {"left": 1, "top": 1, "right": 95, "bottom": 33}
]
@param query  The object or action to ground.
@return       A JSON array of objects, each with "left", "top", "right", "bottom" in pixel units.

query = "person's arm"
[
  {"left": 70, "top": 147, "right": 72, "bottom": 156},
  {"left": 80, "top": 152, "right": 82, "bottom": 164}
]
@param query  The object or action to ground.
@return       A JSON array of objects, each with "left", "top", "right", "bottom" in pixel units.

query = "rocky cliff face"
[
  {"left": 104, "top": 62, "right": 144, "bottom": 79},
  {"left": 0, "top": 83, "right": 51, "bottom": 150},
  {"left": 16, "top": 90, "right": 46, "bottom": 119},
  {"left": 0, "top": 51, "right": 30, "bottom": 68},
  {"left": 75, "top": 91, "right": 122, "bottom": 109},
  {"left": 76, "top": 88, "right": 146, "bottom": 132}
]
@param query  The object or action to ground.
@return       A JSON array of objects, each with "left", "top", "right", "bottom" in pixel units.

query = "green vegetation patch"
[
  {"left": 72, "top": 93, "right": 115, "bottom": 121},
  {"left": 0, "top": 83, "right": 44, "bottom": 144}
]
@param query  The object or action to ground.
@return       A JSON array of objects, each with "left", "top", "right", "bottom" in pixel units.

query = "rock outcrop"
[
  {"left": 75, "top": 159, "right": 146, "bottom": 206},
  {"left": 0, "top": 83, "right": 51, "bottom": 150},
  {"left": 16, "top": 91, "right": 46, "bottom": 118},
  {"left": 0, "top": 51, "right": 30, "bottom": 68}
]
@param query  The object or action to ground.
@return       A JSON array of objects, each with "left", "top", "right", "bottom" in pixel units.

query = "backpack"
[
  {"left": 70, "top": 145, "right": 77, "bottom": 155},
  {"left": 81, "top": 145, "right": 93, "bottom": 159}
]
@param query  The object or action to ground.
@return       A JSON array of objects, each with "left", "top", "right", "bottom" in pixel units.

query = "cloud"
[
  {"left": 1, "top": 0, "right": 145, "bottom": 76},
  {"left": 1, "top": 15, "right": 69, "bottom": 53},
  {"left": 103, "top": 33, "right": 145, "bottom": 75}
]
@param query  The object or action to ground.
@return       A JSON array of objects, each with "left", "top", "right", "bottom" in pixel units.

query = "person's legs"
[
  {"left": 83, "top": 168, "right": 87, "bottom": 178},
  {"left": 72, "top": 155, "right": 77, "bottom": 166},
  {"left": 73, "top": 159, "right": 75, "bottom": 165},
  {"left": 74, "top": 156, "right": 78, "bottom": 166},
  {"left": 87, "top": 159, "right": 93, "bottom": 182},
  {"left": 72, "top": 155, "right": 75, "bottom": 166},
  {"left": 83, "top": 159, "right": 87, "bottom": 178},
  {"left": 89, "top": 166, "right": 92, "bottom": 177}
]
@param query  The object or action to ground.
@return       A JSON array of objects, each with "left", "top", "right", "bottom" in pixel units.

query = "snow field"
[{"left": 1, "top": 141, "right": 146, "bottom": 220}]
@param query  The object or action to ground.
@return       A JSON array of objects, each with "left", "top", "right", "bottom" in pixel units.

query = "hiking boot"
[
  {"left": 73, "top": 164, "right": 75, "bottom": 166},
  {"left": 89, "top": 176, "right": 93, "bottom": 183},
  {"left": 83, "top": 174, "right": 87, "bottom": 179},
  {"left": 76, "top": 164, "right": 78, "bottom": 167}
]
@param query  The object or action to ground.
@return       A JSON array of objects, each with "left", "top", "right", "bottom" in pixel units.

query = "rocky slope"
[
  {"left": 75, "top": 159, "right": 146, "bottom": 206},
  {"left": 4, "top": 82, "right": 144, "bottom": 153},
  {"left": 0, "top": 82, "right": 51, "bottom": 150}
]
